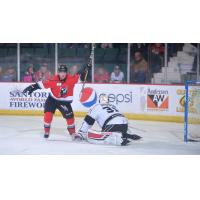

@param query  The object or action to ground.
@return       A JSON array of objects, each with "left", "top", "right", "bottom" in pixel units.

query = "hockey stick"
[
  {"left": 128, "top": 124, "right": 146, "bottom": 133},
  {"left": 80, "top": 43, "right": 95, "bottom": 93}
]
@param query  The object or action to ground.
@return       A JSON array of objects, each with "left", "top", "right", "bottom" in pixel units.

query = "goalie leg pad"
[{"left": 87, "top": 131, "right": 123, "bottom": 146}]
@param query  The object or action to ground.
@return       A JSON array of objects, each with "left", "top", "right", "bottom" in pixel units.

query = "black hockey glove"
[
  {"left": 60, "top": 87, "right": 67, "bottom": 97},
  {"left": 23, "top": 83, "right": 40, "bottom": 95},
  {"left": 86, "top": 58, "right": 92, "bottom": 70},
  {"left": 79, "top": 59, "right": 92, "bottom": 82}
]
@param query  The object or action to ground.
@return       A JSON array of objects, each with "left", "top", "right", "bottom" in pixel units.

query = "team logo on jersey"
[{"left": 147, "top": 88, "right": 169, "bottom": 110}]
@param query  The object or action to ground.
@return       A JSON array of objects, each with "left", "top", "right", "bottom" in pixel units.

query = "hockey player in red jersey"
[{"left": 23, "top": 62, "right": 91, "bottom": 139}]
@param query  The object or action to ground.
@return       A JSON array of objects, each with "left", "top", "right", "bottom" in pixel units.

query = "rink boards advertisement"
[{"left": 0, "top": 82, "right": 190, "bottom": 121}]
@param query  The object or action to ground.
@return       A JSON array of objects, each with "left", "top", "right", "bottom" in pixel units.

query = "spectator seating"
[
  {"left": 95, "top": 63, "right": 127, "bottom": 82},
  {"left": 94, "top": 48, "right": 105, "bottom": 62},
  {"left": 21, "top": 48, "right": 34, "bottom": 55},
  {"left": 152, "top": 44, "right": 197, "bottom": 84},
  {"left": 0, "top": 46, "right": 128, "bottom": 63},
  {"left": 8, "top": 48, "right": 17, "bottom": 56},
  {"left": 58, "top": 48, "right": 76, "bottom": 58},
  {"left": 20, "top": 44, "right": 32, "bottom": 48},
  {"left": 77, "top": 48, "right": 90, "bottom": 58},
  {"left": 33, "top": 44, "right": 44, "bottom": 48},
  {"left": 104, "top": 48, "right": 119, "bottom": 62},
  {"left": 35, "top": 48, "right": 49, "bottom": 57},
  {"left": 0, "top": 49, "right": 7, "bottom": 57},
  {"left": 118, "top": 48, "right": 127, "bottom": 62}
]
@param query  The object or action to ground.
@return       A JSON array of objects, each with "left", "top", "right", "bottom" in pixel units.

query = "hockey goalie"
[{"left": 76, "top": 88, "right": 142, "bottom": 146}]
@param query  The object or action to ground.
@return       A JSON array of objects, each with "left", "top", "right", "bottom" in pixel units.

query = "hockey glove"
[
  {"left": 23, "top": 83, "right": 40, "bottom": 95},
  {"left": 86, "top": 58, "right": 92, "bottom": 70}
]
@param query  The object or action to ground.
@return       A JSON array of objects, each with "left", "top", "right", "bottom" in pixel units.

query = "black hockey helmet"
[{"left": 58, "top": 64, "right": 68, "bottom": 73}]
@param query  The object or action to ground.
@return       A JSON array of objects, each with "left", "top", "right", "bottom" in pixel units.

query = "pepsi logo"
[{"left": 80, "top": 87, "right": 97, "bottom": 108}]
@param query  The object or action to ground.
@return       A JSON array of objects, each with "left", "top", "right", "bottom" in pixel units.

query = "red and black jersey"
[{"left": 37, "top": 74, "right": 80, "bottom": 102}]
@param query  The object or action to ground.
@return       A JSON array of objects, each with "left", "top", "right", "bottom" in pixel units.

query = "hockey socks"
[
  {"left": 44, "top": 112, "right": 53, "bottom": 137},
  {"left": 66, "top": 118, "right": 75, "bottom": 135}
]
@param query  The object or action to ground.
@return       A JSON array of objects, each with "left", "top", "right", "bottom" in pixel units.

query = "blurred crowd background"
[{"left": 0, "top": 43, "right": 199, "bottom": 84}]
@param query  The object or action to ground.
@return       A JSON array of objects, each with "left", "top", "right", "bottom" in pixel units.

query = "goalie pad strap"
[{"left": 84, "top": 115, "right": 95, "bottom": 125}]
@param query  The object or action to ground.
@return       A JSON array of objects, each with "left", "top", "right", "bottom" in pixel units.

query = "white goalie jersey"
[
  {"left": 79, "top": 103, "right": 128, "bottom": 133},
  {"left": 76, "top": 94, "right": 141, "bottom": 146}
]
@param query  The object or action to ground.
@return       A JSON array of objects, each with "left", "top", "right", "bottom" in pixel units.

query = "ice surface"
[{"left": 0, "top": 115, "right": 200, "bottom": 155}]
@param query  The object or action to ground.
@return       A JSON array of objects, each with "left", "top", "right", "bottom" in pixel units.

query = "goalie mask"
[{"left": 99, "top": 94, "right": 109, "bottom": 104}]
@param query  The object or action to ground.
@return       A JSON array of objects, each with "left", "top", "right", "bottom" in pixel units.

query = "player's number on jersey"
[{"left": 102, "top": 106, "right": 119, "bottom": 113}]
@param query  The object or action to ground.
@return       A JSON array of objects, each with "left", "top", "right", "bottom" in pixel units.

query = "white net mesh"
[{"left": 187, "top": 83, "right": 200, "bottom": 140}]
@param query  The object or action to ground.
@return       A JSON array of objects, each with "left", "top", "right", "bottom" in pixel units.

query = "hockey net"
[{"left": 184, "top": 81, "right": 200, "bottom": 142}]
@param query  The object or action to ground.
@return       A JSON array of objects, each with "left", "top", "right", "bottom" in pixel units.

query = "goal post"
[{"left": 184, "top": 80, "right": 200, "bottom": 142}]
